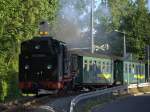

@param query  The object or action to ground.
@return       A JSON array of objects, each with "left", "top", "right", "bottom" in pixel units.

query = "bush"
[
  {"left": 0, "top": 79, "right": 8, "bottom": 102},
  {"left": 5, "top": 70, "right": 21, "bottom": 101},
  {"left": 0, "top": 71, "right": 21, "bottom": 102}
]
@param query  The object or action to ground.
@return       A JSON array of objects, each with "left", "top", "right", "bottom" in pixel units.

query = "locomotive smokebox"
[{"left": 39, "top": 20, "right": 50, "bottom": 36}]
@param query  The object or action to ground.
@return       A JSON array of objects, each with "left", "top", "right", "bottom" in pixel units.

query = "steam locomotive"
[{"left": 19, "top": 21, "right": 146, "bottom": 94}]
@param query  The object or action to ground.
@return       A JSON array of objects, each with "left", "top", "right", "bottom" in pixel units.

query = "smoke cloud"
[{"left": 52, "top": 0, "right": 119, "bottom": 55}]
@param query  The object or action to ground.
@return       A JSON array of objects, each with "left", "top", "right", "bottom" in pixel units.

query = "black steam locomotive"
[
  {"left": 19, "top": 36, "right": 80, "bottom": 94},
  {"left": 19, "top": 21, "right": 146, "bottom": 95}
]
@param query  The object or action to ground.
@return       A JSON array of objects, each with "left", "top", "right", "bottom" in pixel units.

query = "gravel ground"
[{"left": 0, "top": 90, "right": 82, "bottom": 112}]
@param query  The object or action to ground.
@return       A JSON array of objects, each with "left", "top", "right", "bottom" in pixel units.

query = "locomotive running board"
[{"left": 38, "top": 89, "right": 58, "bottom": 95}]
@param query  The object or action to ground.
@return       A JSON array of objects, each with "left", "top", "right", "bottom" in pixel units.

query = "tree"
[
  {"left": 106, "top": 0, "right": 150, "bottom": 58},
  {"left": 0, "top": 0, "right": 59, "bottom": 101},
  {"left": 123, "top": 0, "right": 150, "bottom": 58}
]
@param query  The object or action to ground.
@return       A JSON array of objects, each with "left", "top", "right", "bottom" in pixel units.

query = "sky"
[
  {"left": 148, "top": 0, "right": 150, "bottom": 11},
  {"left": 98, "top": 0, "right": 150, "bottom": 11}
]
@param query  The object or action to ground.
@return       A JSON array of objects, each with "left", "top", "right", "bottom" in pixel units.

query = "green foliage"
[
  {"left": 0, "top": 80, "right": 8, "bottom": 102},
  {"left": 0, "top": 0, "right": 58, "bottom": 102},
  {"left": 108, "top": 0, "right": 133, "bottom": 29},
  {"left": 6, "top": 70, "right": 20, "bottom": 100},
  {"left": 123, "top": 0, "right": 150, "bottom": 58},
  {"left": 108, "top": 0, "right": 150, "bottom": 58}
]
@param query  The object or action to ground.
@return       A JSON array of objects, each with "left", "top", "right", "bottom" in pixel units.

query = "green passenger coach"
[
  {"left": 73, "top": 50, "right": 114, "bottom": 87},
  {"left": 114, "top": 60, "right": 145, "bottom": 85},
  {"left": 72, "top": 50, "right": 146, "bottom": 89},
  {"left": 82, "top": 56, "right": 113, "bottom": 84}
]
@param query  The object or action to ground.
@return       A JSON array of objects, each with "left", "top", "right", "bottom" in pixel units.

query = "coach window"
[
  {"left": 129, "top": 64, "right": 131, "bottom": 74},
  {"left": 84, "top": 60, "right": 88, "bottom": 70},
  {"left": 139, "top": 64, "right": 142, "bottom": 75},
  {"left": 102, "top": 62, "right": 105, "bottom": 73},
  {"left": 93, "top": 60, "right": 97, "bottom": 71},
  {"left": 98, "top": 61, "right": 101, "bottom": 71},
  {"left": 135, "top": 65, "right": 138, "bottom": 74},
  {"left": 109, "top": 62, "right": 111, "bottom": 73},
  {"left": 107, "top": 62, "right": 109, "bottom": 73},
  {"left": 89, "top": 60, "right": 92, "bottom": 66},
  {"left": 141, "top": 65, "right": 143, "bottom": 74},
  {"left": 132, "top": 64, "right": 135, "bottom": 74},
  {"left": 98, "top": 61, "right": 101, "bottom": 67},
  {"left": 84, "top": 60, "right": 87, "bottom": 64},
  {"left": 138, "top": 65, "right": 141, "bottom": 75},
  {"left": 125, "top": 63, "right": 128, "bottom": 73},
  {"left": 137, "top": 65, "right": 139, "bottom": 75},
  {"left": 142, "top": 65, "right": 145, "bottom": 74},
  {"left": 84, "top": 62, "right": 88, "bottom": 71},
  {"left": 143, "top": 65, "right": 145, "bottom": 74},
  {"left": 89, "top": 60, "right": 93, "bottom": 71},
  {"left": 139, "top": 64, "right": 141, "bottom": 74},
  {"left": 94, "top": 60, "right": 97, "bottom": 66},
  {"left": 110, "top": 62, "right": 112, "bottom": 73},
  {"left": 104, "top": 61, "right": 106, "bottom": 73},
  {"left": 143, "top": 65, "right": 144, "bottom": 74},
  {"left": 89, "top": 60, "right": 92, "bottom": 64}
]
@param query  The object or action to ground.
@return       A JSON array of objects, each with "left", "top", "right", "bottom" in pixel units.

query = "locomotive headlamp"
[
  {"left": 25, "top": 65, "right": 29, "bottom": 70},
  {"left": 39, "top": 21, "right": 49, "bottom": 36},
  {"left": 35, "top": 45, "right": 40, "bottom": 50},
  {"left": 47, "top": 65, "right": 52, "bottom": 69},
  {"left": 39, "top": 32, "right": 44, "bottom": 35},
  {"left": 39, "top": 31, "right": 48, "bottom": 35},
  {"left": 44, "top": 32, "right": 48, "bottom": 35}
]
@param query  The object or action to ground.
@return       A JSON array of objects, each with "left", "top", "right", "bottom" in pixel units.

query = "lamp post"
[
  {"left": 114, "top": 30, "right": 126, "bottom": 58},
  {"left": 148, "top": 45, "right": 150, "bottom": 82},
  {"left": 91, "top": 0, "right": 94, "bottom": 54},
  {"left": 114, "top": 30, "right": 128, "bottom": 85}
]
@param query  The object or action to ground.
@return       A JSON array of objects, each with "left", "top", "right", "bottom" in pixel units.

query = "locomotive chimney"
[{"left": 39, "top": 20, "right": 50, "bottom": 36}]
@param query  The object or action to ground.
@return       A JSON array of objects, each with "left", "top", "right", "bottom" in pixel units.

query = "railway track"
[
  {"left": 2, "top": 95, "right": 49, "bottom": 112},
  {"left": 30, "top": 95, "right": 76, "bottom": 112},
  {"left": 2, "top": 91, "right": 83, "bottom": 112},
  {"left": 1, "top": 86, "right": 117, "bottom": 112}
]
